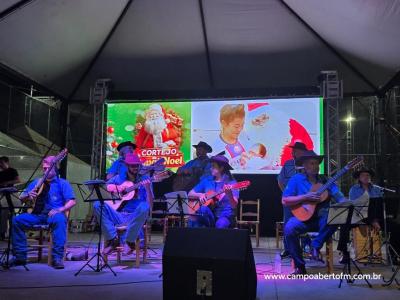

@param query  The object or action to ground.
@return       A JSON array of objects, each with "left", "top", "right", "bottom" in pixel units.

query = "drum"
[{"left": 352, "top": 225, "right": 382, "bottom": 263}]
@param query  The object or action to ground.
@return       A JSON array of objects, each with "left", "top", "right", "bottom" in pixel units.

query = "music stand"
[
  {"left": 373, "top": 185, "right": 400, "bottom": 287},
  {"left": 164, "top": 191, "right": 200, "bottom": 227},
  {"left": 0, "top": 187, "right": 29, "bottom": 271},
  {"left": 327, "top": 192, "right": 372, "bottom": 288},
  {"left": 74, "top": 180, "right": 120, "bottom": 276}
]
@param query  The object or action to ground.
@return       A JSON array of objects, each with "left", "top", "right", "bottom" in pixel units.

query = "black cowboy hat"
[
  {"left": 117, "top": 141, "right": 137, "bottom": 152},
  {"left": 210, "top": 155, "right": 233, "bottom": 170},
  {"left": 295, "top": 150, "right": 324, "bottom": 166},
  {"left": 289, "top": 141, "right": 308, "bottom": 151},
  {"left": 193, "top": 141, "right": 213, "bottom": 153},
  {"left": 353, "top": 167, "right": 375, "bottom": 179}
]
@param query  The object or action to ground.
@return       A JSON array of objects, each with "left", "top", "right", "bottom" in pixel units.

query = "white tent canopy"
[{"left": 0, "top": 0, "right": 399, "bottom": 100}]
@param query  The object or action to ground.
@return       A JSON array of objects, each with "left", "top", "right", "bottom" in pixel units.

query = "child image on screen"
[
  {"left": 246, "top": 143, "right": 279, "bottom": 170},
  {"left": 212, "top": 104, "right": 251, "bottom": 169}
]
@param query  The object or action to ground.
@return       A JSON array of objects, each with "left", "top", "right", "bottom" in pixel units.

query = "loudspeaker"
[{"left": 162, "top": 228, "right": 257, "bottom": 300}]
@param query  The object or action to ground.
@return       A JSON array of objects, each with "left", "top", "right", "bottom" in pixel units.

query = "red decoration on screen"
[
  {"left": 280, "top": 119, "right": 314, "bottom": 165},
  {"left": 111, "top": 141, "right": 118, "bottom": 148},
  {"left": 247, "top": 102, "right": 269, "bottom": 111},
  {"left": 107, "top": 126, "right": 114, "bottom": 134}
]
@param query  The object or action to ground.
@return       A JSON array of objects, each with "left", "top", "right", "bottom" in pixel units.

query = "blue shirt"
[
  {"left": 193, "top": 175, "right": 239, "bottom": 218},
  {"left": 107, "top": 159, "right": 128, "bottom": 181},
  {"left": 283, "top": 173, "right": 345, "bottom": 217},
  {"left": 107, "top": 173, "right": 153, "bottom": 213},
  {"left": 22, "top": 177, "right": 75, "bottom": 214},
  {"left": 178, "top": 157, "right": 211, "bottom": 180},
  {"left": 349, "top": 183, "right": 383, "bottom": 200},
  {"left": 277, "top": 159, "right": 298, "bottom": 189}
]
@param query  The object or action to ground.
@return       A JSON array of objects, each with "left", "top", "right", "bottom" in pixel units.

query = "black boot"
[
  {"left": 291, "top": 264, "right": 307, "bottom": 275},
  {"left": 339, "top": 251, "right": 350, "bottom": 264},
  {"left": 126, "top": 241, "right": 136, "bottom": 255},
  {"left": 102, "top": 237, "right": 120, "bottom": 255},
  {"left": 52, "top": 259, "right": 65, "bottom": 269},
  {"left": 311, "top": 247, "right": 323, "bottom": 262},
  {"left": 280, "top": 249, "right": 291, "bottom": 259}
]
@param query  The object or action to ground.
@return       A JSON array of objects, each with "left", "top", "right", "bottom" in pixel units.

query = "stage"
[{"left": 1, "top": 233, "right": 398, "bottom": 300}]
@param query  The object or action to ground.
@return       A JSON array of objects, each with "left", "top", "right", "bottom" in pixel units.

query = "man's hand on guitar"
[
  {"left": 142, "top": 179, "right": 152, "bottom": 190},
  {"left": 48, "top": 207, "right": 63, "bottom": 217},
  {"left": 27, "top": 191, "right": 38, "bottom": 200},
  {"left": 197, "top": 193, "right": 207, "bottom": 203},
  {"left": 223, "top": 184, "right": 233, "bottom": 197},
  {"left": 303, "top": 192, "right": 321, "bottom": 203}
]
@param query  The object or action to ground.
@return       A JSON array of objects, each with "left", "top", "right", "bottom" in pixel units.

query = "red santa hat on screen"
[
  {"left": 148, "top": 103, "right": 163, "bottom": 115},
  {"left": 247, "top": 102, "right": 269, "bottom": 120}
]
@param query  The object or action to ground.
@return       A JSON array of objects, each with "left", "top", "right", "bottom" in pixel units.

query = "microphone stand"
[{"left": 373, "top": 185, "right": 400, "bottom": 287}]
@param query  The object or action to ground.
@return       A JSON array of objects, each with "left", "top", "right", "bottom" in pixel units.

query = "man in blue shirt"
[
  {"left": 282, "top": 151, "right": 346, "bottom": 274},
  {"left": 177, "top": 141, "right": 212, "bottom": 179},
  {"left": 188, "top": 155, "right": 239, "bottom": 228},
  {"left": 12, "top": 156, "right": 76, "bottom": 269},
  {"left": 106, "top": 141, "right": 137, "bottom": 181},
  {"left": 94, "top": 153, "right": 153, "bottom": 255},
  {"left": 174, "top": 142, "right": 212, "bottom": 191},
  {"left": 277, "top": 141, "right": 307, "bottom": 258},
  {"left": 337, "top": 167, "right": 383, "bottom": 264}
]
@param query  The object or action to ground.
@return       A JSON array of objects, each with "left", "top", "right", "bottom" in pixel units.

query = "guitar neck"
[
  {"left": 124, "top": 175, "right": 157, "bottom": 194},
  {"left": 205, "top": 189, "right": 224, "bottom": 201},
  {"left": 316, "top": 166, "right": 349, "bottom": 195}
]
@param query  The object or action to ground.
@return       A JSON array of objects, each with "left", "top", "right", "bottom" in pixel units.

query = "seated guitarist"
[
  {"left": 93, "top": 153, "right": 153, "bottom": 255},
  {"left": 282, "top": 151, "right": 346, "bottom": 274},
  {"left": 12, "top": 156, "right": 76, "bottom": 269},
  {"left": 188, "top": 155, "right": 238, "bottom": 228}
]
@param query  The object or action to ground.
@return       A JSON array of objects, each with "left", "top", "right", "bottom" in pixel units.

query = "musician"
[
  {"left": 282, "top": 151, "right": 346, "bottom": 274},
  {"left": 177, "top": 141, "right": 212, "bottom": 180},
  {"left": 0, "top": 156, "right": 21, "bottom": 240},
  {"left": 93, "top": 153, "right": 153, "bottom": 255},
  {"left": 188, "top": 155, "right": 238, "bottom": 228},
  {"left": 106, "top": 141, "right": 137, "bottom": 180},
  {"left": 12, "top": 156, "right": 76, "bottom": 269},
  {"left": 277, "top": 142, "right": 307, "bottom": 258},
  {"left": 337, "top": 167, "right": 383, "bottom": 264}
]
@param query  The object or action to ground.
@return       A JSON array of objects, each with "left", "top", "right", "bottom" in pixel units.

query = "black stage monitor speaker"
[{"left": 162, "top": 227, "right": 257, "bottom": 300}]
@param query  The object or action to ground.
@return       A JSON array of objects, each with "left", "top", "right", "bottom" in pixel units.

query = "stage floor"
[{"left": 0, "top": 233, "right": 399, "bottom": 300}]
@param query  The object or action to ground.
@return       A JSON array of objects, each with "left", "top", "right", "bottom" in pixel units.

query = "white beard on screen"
[{"left": 144, "top": 117, "right": 167, "bottom": 147}]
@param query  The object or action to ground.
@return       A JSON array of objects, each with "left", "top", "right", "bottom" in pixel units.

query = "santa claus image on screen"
[{"left": 135, "top": 103, "right": 182, "bottom": 149}]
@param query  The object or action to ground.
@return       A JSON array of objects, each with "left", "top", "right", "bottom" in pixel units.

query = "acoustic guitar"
[
  {"left": 291, "top": 156, "right": 363, "bottom": 222},
  {"left": 189, "top": 180, "right": 251, "bottom": 214},
  {"left": 106, "top": 170, "right": 172, "bottom": 211}
]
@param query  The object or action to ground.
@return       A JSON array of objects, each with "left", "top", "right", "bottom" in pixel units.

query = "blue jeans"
[
  {"left": 283, "top": 206, "right": 293, "bottom": 251},
  {"left": 188, "top": 206, "right": 232, "bottom": 229},
  {"left": 284, "top": 213, "right": 337, "bottom": 268},
  {"left": 12, "top": 212, "right": 67, "bottom": 261},
  {"left": 93, "top": 201, "right": 149, "bottom": 243}
]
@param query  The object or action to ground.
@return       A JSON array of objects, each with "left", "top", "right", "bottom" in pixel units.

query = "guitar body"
[
  {"left": 106, "top": 170, "right": 171, "bottom": 212},
  {"left": 106, "top": 181, "right": 137, "bottom": 211},
  {"left": 188, "top": 180, "right": 251, "bottom": 215},
  {"left": 290, "top": 183, "right": 329, "bottom": 222},
  {"left": 188, "top": 192, "right": 223, "bottom": 215}
]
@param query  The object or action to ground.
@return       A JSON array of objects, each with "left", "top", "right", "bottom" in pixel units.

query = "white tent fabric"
[{"left": 0, "top": 0, "right": 399, "bottom": 100}]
